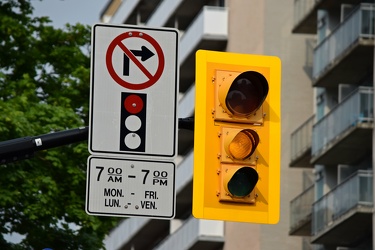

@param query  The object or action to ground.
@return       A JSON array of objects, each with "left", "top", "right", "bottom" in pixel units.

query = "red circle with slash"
[{"left": 106, "top": 31, "right": 165, "bottom": 90}]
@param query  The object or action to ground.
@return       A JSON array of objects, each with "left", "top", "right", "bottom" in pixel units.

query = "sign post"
[{"left": 87, "top": 24, "right": 179, "bottom": 219}]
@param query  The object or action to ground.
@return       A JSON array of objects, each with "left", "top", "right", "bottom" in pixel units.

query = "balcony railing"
[
  {"left": 312, "top": 170, "right": 373, "bottom": 236},
  {"left": 146, "top": 0, "right": 182, "bottom": 27},
  {"left": 290, "top": 183, "right": 314, "bottom": 235},
  {"left": 154, "top": 217, "right": 224, "bottom": 250},
  {"left": 311, "top": 87, "right": 374, "bottom": 158},
  {"left": 293, "top": 0, "right": 317, "bottom": 31},
  {"left": 179, "top": 6, "right": 228, "bottom": 92},
  {"left": 290, "top": 115, "right": 314, "bottom": 167},
  {"left": 180, "top": 6, "right": 228, "bottom": 64},
  {"left": 313, "top": 3, "right": 375, "bottom": 81}
]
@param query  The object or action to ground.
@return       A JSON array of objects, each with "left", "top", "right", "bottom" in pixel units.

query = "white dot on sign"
[
  {"left": 125, "top": 133, "right": 141, "bottom": 149},
  {"left": 125, "top": 115, "right": 142, "bottom": 132}
]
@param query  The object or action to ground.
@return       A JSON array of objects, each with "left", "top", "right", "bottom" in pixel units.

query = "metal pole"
[
  {"left": 0, "top": 127, "right": 88, "bottom": 164},
  {"left": 0, "top": 117, "right": 194, "bottom": 164}
]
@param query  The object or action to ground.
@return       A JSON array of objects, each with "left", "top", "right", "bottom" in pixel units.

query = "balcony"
[
  {"left": 154, "top": 217, "right": 224, "bottom": 250},
  {"left": 101, "top": 0, "right": 163, "bottom": 24},
  {"left": 104, "top": 217, "right": 168, "bottom": 250},
  {"left": 100, "top": 0, "right": 123, "bottom": 23},
  {"left": 104, "top": 150, "right": 194, "bottom": 250},
  {"left": 174, "top": 151, "right": 194, "bottom": 218},
  {"left": 147, "top": 0, "right": 215, "bottom": 30},
  {"left": 311, "top": 87, "right": 373, "bottom": 165},
  {"left": 292, "top": 0, "right": 362, "bottom": 34},
  {"left": 311, "top": 170, "right": 373, "bottom": 246},
  {"left": 146, "top": 0, "right": 182, "bottom": 27},
  {"left": 289, "top": 184, "right": 314, "bottom": 236},
  {"left": 179, "top": 6, "right": 228, "bottom": 92},
  {"left": 313, "top": 3, "right": 375, "bottom": 88},
  {"left": 292, "top": 0, "right": 318, "bottom": 34},
  {"left": 290, "top": 115, "right": 314, "bottom": 168}
]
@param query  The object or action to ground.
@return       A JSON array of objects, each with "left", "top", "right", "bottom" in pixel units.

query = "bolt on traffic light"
[{"left": 192, "top": 50, "right": 281, "bottom": 224}]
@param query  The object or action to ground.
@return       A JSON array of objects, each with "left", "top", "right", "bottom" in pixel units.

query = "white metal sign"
[
  {"left": 89, "top": 24, "right": 179, "bottom": 159},
  {"left": 86, "top": 156, "right": 175, "bottom": 219}
]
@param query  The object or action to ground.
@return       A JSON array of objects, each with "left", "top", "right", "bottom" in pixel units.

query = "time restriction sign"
[{"left": 86, "top": 156, "right": 175, "bottom": 219}]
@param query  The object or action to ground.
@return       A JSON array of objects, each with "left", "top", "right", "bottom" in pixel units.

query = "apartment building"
[
  {"left": 289, "top": 0, "right": 374, "bottom": 249},
  {"left": 99, "top": 0, "right": 313, "bottom": 249}
]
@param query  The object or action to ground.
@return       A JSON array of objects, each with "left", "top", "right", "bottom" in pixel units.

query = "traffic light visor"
[{"left": 226, "top": 71, "right": 269, "bottom": 117}]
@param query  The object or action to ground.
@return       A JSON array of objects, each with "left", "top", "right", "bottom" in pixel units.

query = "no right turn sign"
[{"left": 89, "top": 24, "right": 179, "bottom": 160}]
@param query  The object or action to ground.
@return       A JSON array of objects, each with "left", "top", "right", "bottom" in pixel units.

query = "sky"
[{"left": 31, "top": 0, "right": 109, "bottom": 28}]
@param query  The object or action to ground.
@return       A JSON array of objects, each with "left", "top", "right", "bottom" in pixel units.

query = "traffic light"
[
  {"left": 120, "top": 92, "right": 147, "bottom": 152},
  {"left": 192, "top": 50, "right": 281, "bottom": 224}
]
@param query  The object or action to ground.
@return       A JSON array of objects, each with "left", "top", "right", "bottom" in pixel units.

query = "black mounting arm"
[
  {"left": 0, "top": 117, "right": 194, "bottom": 164},
  {"left": 0, "top": 127, "right": 88, "bottom": 164}
]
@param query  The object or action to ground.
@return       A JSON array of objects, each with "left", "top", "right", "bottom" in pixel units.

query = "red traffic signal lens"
[
  {"left": 124, "top": 94, "right": 144, "bottom": 114},
  {"left": 227, "top": 167, "right": 258, "bottom": 197},
  {"left": 225, "top": 71, "right": 268, "bottom": 117}
]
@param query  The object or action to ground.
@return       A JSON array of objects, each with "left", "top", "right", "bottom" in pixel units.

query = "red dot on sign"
[{"left": 124, "top": 94, "right": 144, "bottom": 114}]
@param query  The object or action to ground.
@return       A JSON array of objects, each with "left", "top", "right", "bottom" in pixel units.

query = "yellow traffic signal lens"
[
  {"left": 226, "top": 71, "right": 269, "bottom": 117},
  {"left": 227, "top": 167, "right": 258, "bottom": 197},
  {"left": 228, "top": 129, "right": 259, "bottom": 160}
]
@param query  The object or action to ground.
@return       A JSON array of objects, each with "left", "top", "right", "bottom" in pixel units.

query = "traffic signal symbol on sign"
[
  {"left": 120, "top": 92, "right": 147, "bottom": 152},
  {"left": 192, "top": 50, "right": 281, "bottom": 224}
]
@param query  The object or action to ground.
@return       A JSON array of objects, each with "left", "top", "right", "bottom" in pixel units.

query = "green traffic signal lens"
[
  {"left": 226, "top": 71, "right": 269, "bottom": 117},
  {"left": 227, "top": 167, "right": 258, "bottom": 197}
]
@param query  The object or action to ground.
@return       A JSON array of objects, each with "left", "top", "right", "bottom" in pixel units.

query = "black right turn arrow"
[{"left": 123, "top": 46, "right": 155, "bottom": 76}]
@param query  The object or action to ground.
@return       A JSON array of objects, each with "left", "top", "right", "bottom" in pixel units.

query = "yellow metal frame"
[{"left": 192, "top": 50, "right": 281, "bottom": 224}]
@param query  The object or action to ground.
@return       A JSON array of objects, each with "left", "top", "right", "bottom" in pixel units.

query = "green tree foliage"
[{"left": 0, "top": 0, "right": 119, "bottom": 249}]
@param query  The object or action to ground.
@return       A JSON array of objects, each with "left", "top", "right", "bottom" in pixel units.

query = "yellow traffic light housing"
[{"left": 192, "top": 50, "right": 281, "bottom": 224}]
